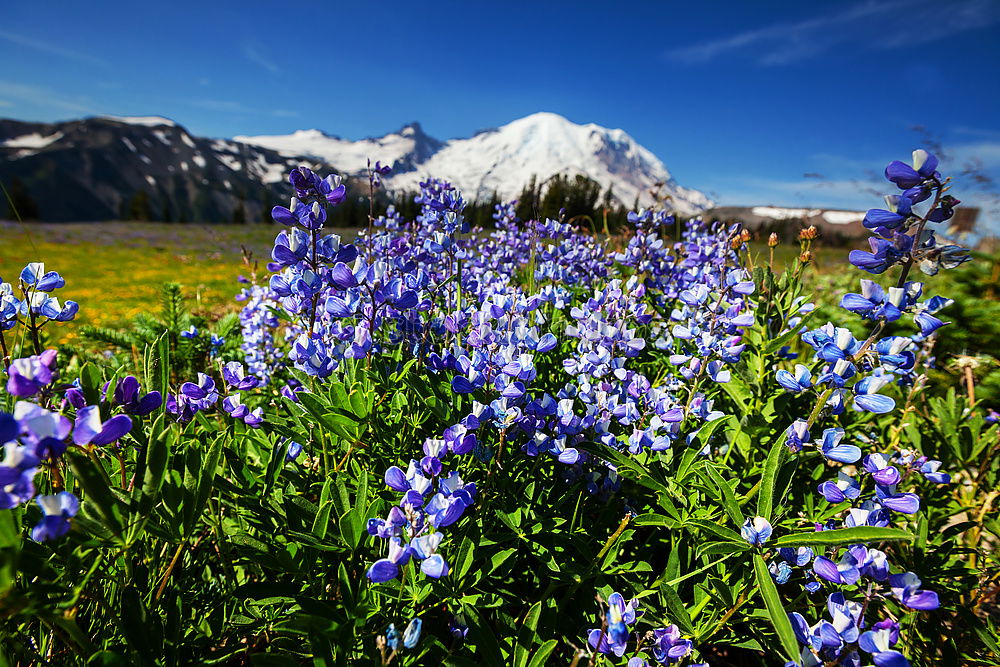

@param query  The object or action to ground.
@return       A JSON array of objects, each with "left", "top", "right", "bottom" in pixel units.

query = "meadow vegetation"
[{"left": 0, "top": 153, "right": 997, "bottom": 666}]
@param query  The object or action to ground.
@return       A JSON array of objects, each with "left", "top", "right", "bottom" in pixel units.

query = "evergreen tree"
[
  {"left": 515, "top": 175, "right": 540, "bottom": 222},
  {"left": 231, "top": 196, "right": 247, "bottom": 224},
  {"left": 129, "top": 191, "right": 152, "bottom": 221}
]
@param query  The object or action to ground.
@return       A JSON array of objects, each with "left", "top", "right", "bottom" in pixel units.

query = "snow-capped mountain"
[
  {"left": 0, "top": 112, "right": 710, "bottom": 221},
  {"left": 238, "top": 112, "right": 712, "bottom": 215},
  {"left": 0, "top": 116, "right": 326, "bottom": 222}
]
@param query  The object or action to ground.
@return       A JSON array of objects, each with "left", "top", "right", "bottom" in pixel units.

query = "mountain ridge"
[{"left": 0, "top": 113, "right": 711, "bottom": 221}]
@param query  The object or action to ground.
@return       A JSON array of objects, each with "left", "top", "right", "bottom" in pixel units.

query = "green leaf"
[
  {"left": 119, "top": 586, "right": 163, "bottom": 665},
  {"left": 757, "top": 434, "right": 786, "bottom": 521},
  {"left": 659, "top": 582, "right": 694, "bottom": 635},
  {"left": 772, "top": 526, "right": 914, "bottom": 548},
  {"left": 513, "top": 601, "right": 542, "bottom": 667},
  {"left": 68, "top": 452, "right": 124, "bottom": 539},
  {"left": 752, "top": 554, "right": 799, "bottom": 663},
  {"left": 526, "top": 640, "right": 558, "bottom": 667},
  {"left": 699, "top": 463, "right": 742, "bottom": 528}
]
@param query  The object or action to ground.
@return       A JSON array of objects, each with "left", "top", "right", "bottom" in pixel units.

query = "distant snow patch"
[
  {"left": 121, "top": 137, "right": 137, "bottom": 152},
  {"left": 144, "top": 175, "right": 156, "bottom": 187},
  {"left": 101, "top": 115, "right": 176, "bottom": 127},
  {"left": 192, "top": 154, "right": 207, "bottom": 168},
  {"left": 822, "top": 211, "right": 865, "bottom": 225},
  {"left": 218, "top": 154, "right": 242, "bottom": 171},
  {"left": 180, "top": 133, "right": 196, "bottom": 148},
  {"left": 752, "top": 206, "right": 821, "bottom": 220},
  {"left": 2, "top": 132, "right": 63, "bottom": 149}
]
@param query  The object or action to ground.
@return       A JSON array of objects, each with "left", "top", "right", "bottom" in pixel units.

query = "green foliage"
[{"left": 1, "top": 238, "right": 998, "bottom": 666}]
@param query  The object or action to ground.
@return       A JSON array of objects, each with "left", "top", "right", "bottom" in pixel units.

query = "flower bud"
[
  {"left": 800, "top": 250, "right": 813, "bottom": 263},
  {"left": 768, "top": 232, "right": 779, "bottom": 247}
]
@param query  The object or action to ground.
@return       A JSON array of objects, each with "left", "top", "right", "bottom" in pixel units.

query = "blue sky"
[{"left": 2, "top": 0, "right": 999, "bottom": 217}]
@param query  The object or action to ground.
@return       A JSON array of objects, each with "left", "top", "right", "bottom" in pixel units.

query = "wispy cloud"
[
  {"left": 189, "top": 98, "right": 297, "bottom": 118},
  {"left": 666, "top": 0, "right": 1000, "bottom": 65},
  {"left": 0, "top": 29, "right": 108, "bottom": 67},
  {"left": 0, "top": 80, "right": 98, "bottom": 114},
  {"left": 0, "top": 100, "right": 11, "bottom": 107},
  {"left": 242, "top": 44, "right": 279, "bottom": 73}
]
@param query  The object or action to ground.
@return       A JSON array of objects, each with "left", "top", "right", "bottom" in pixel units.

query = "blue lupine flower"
[
  {"left": 385, "top": 624, "right": 401, "bottom": 651},
  {"left": 859, "top": 619, "right": 908, "bottom": 667},
  {"left": 852, "top": 375, "right": 896, "bottom": 414},
  {"left": 784, "top": 419, "right": 810, "bottom": 453},
  {"left": 862, "top": 195, "right": 912, "bottom": 234},
  {"left": 776, "top": 364, "right": 812, "bottom": 393},
  {"left": 818, "top": 471, "right": 861, "bottom": 503},
  {"left": 31, "top": 491, "right": 79, "bottom": 542},
  {"left": 770, "top": 560, "right": 793, "bottom": 584},
  {"left": 741, "top": 516, "right": 772, "bottom": 547},
  {"left": 367, "top": 536, "right": 411, "bottom": 583},
  {"left": 813, "top": 552, "right": 860, "bottom": 585},
  {"left": 284, "top": 440, "right": 303, "bottom": 461},
  {"left": 0, "top": 440, "right": 40, "bottom": 509},
  {"left": 402, "top": 617, "right": 422, "bottom": 649},
  {"left": 885, "top": 149, "right": 939, "bottom": 189},
  {"left": 19, "top": 263, "right": 65, "bottom": 292},
  {"left": 889, "top": 572, "right": 939, "bottom": 610},
  {"left": 650, "top": 624, "right": 693, "bottom": 663},
  {"left": 587, "top": 592, "right": 640, "bottom": 657},
  {"left": 819, "top": 428, "right": 861, "bottom": 464}
]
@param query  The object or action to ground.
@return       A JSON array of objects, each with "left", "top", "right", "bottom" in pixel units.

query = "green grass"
[
  {"left": 0, "top": 222, "right": 350, "bottom": 342},
  {"left": 0, "top": 222, "right": 854, "bottom": 344}
]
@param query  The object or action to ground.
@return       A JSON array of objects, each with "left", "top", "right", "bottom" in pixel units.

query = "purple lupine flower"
[
  {"left": 0, "top": 440, "right": 39, "bottom": 509},
  {"left": 222, "top": 394, "right": 263, "bottom": 428},
  {"left": 31, "top": 491, "right": 79, "bottom": 542},
  {"left": 587, "top": 592, "right": 640, "bottom": 657},
  {"left": 15, "top": 401, "right": 71, "bottom": 460},
  {"left": 6, "top": 350, "right": 58, "bottom": 397},
  {"left": 73, "top": 406, "right": 133, "bottom": 446},
  {"left": 179, "top": 373, "right": 219, "bottom": 410},
  {"left": 112, "top": 376, "right": 162, "bottom": 415}
]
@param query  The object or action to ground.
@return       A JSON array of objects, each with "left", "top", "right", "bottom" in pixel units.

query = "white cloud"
[
  {"left": 0, "top": 29, "right": 108, "bottom": 67},
  {"left": 666, "top": 0, "right": 1000, "bottom": 66},
  {"left": 0, "top": 80, "right": 98, "bottom": 113},
  {"left": 242, "top": 44, "right": 279, "bottom": 73}
]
